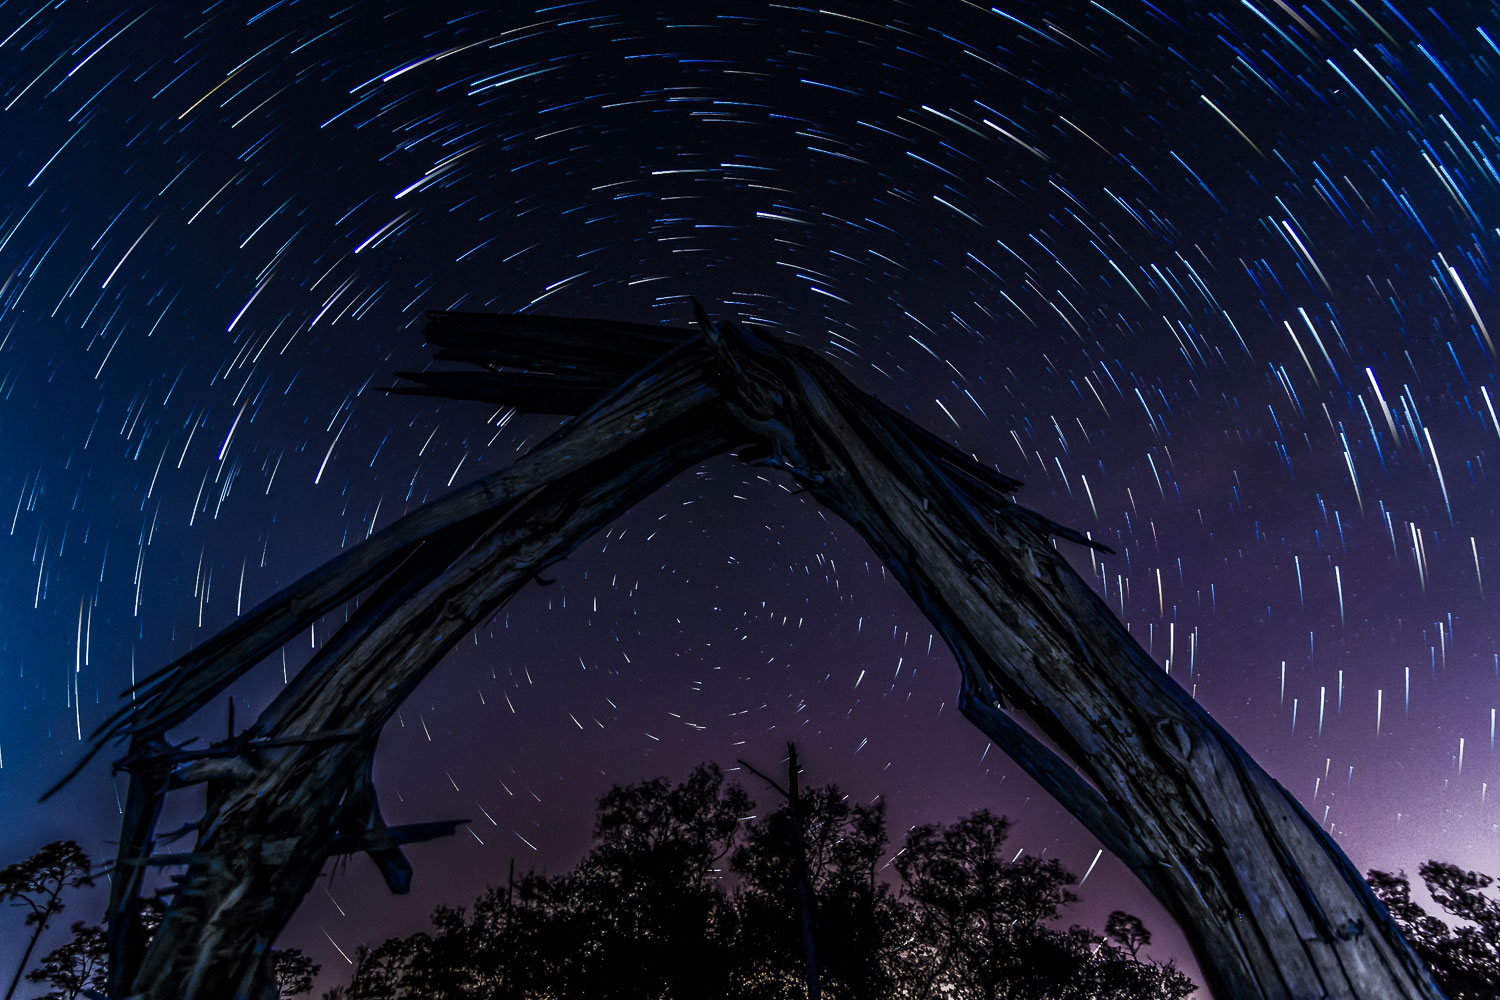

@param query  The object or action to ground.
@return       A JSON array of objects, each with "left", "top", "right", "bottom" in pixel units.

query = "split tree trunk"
[
  {"left": 689, "top": 315, "right": 1443, "bottom": 1000},
  {"left": 70, "top": 309, "right": 1444, "bottom": 999}
]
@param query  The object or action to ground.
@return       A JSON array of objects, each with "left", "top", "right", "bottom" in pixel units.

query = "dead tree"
[
  {"left": 739, "top": 743, "right": 821, "bottom": 1000},
  {"left": 51, "top": 307, "right": 1443, "bottom": 999}
]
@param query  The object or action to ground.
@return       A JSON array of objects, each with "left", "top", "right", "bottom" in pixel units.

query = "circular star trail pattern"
[{"left": 4, "top": 0, "right": 1500, "bottom": 983}]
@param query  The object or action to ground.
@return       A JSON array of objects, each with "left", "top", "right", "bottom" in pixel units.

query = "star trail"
[{"left": 4, "top": 0, "right": 1500, "bottom": 984}]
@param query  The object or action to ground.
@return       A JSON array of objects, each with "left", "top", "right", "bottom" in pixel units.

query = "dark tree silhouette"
[
  {"left": 896, "top": 810, "right": 1081, "bottom": 996},
  {"left": 896, "top": 811, "right": 1082, "bottom": 997},
  {"left": 25, "top": 921, "right": 106, "bottom": 1000},
  {"left": 321, "top": 763, "right": 1196, "bottom": 1000},
  {"left": 1369, "top": 862, "right": 1500, "bottom": 1000},
  {"left": 731, "top": 778, "right": 903, "bottom": 998},
  {"left": 891, "top": 811, "right": 1194, "bottom": 1000},
  {"left": 564, "top": 762, "right": 751, "bottom": 998},
  {"left": 328, "top": 763, "right": 751, "bottom": 1000},
  {"left": 0, "top": 840, "right": 95, "bottom": 1000},
  {"left": 26, "top": 901, "right": 167, "bottom": 1000},
  {"left": 273, "top": 948, "right": 322, "bottom": 998},
  {"left": 22, "top": 899, "right": 316, "bottom": 999},
  {"left": 1107, "top": 911, "right": 1152, "bottom": 962}
]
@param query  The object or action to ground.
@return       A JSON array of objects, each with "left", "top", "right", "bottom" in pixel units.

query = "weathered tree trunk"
[
  {"left": 686, "top": 315, "right": 1443, "bottom": 1000},
  {"left": 127, "top": 412, "right": 736, "bottom": 998},
  {"left": 408, "top": 309, "right": 1443, "bottom": 998},
  {"left": 66, "top": 308, "right": 1444, "bottom": 999},
  {"left": 91, "top": 342, "right": 737, "bottom": 999}
]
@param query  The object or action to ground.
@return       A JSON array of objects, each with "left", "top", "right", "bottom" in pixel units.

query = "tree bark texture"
[
  {"left": 92, "top": 340, "right": 738, "bottom": 999},
  {"left": 686, "top": 314, "right": 1443, "bottom": 1000},
  {"left": 71, "top": 309, "right": 1443, "bottom": 999}
]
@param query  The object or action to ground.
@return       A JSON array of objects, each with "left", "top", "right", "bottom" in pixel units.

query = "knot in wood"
[{"left": 1154, "top": 718, "right": 1193, "bottom": 760}]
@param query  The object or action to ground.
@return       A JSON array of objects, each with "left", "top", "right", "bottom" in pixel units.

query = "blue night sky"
[{"left": 3, "top": 0, "right": 1499, "bottom": 987}]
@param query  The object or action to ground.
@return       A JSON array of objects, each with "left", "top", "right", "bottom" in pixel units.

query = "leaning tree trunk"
[
  {"left": 126, "top": 413, "right": 737, "bottom": 999},
  {"left": 686, "top": 314, "right": 1443, "bottom": 1000},
  {"left": 79, "top": 339, "right": 739, "bottom": 999},
  {"left": 61, "top": 308, "right": 1444, "bottom": 999}
]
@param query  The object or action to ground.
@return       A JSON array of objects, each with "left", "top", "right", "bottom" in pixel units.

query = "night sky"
[{"left": 4, "top": 0, "right": 1500, "bottom": 988}]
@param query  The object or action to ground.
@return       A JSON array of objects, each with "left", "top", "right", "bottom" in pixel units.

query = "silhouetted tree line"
[
  {"left": 8, "top": 757, "right": 1499, "bottom": 999},
  {"left": 320, "top": 758, "right": 1195, "bottom": 1000},
  {"left": 1368, "top": 863, "right": 1500, "bottom": 1000},
  {"left": 0, "top": 840, "right": 316, "bottom": 1000}
]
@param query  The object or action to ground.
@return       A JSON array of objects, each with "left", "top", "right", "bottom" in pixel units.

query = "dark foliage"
[
  {"left": 25, "top": 921, "right": 105, "bottom": 1000},
  {"left": 32, "top": 780, "right": 1496, "bottom": 998},
  {"left": 729, "top": 784, "right": 901, "bottom": 998},
  {"left": 0, "top": 841, "right": 95, "bottom": 1000},
  {"left": 1369, "top": 862, "right": 1500, "bottom": 1000},
  {"left": 273, "top": 949, "right": 323, "bottom": 999},
  {"left": 323, "top": 762, "right": 1196, "bottom": 999},
  {"left": 2, "top": 852, "right": 316, "bottom": 1000}
]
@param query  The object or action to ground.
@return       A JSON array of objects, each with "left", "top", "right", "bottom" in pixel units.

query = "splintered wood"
[{"left": 69, "top": 309, "right": 1441, "bottom": 1000}]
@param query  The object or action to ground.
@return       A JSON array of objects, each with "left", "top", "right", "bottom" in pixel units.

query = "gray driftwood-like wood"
[
  {"left": 66, "top": 308, "right": 1443, "bottom": 999},
  {"left": 681, "top": 314, "right": 1443, "bottom": 999},
  {"left": 83, "top": 337, "right": 736, "bottom": 999}
]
